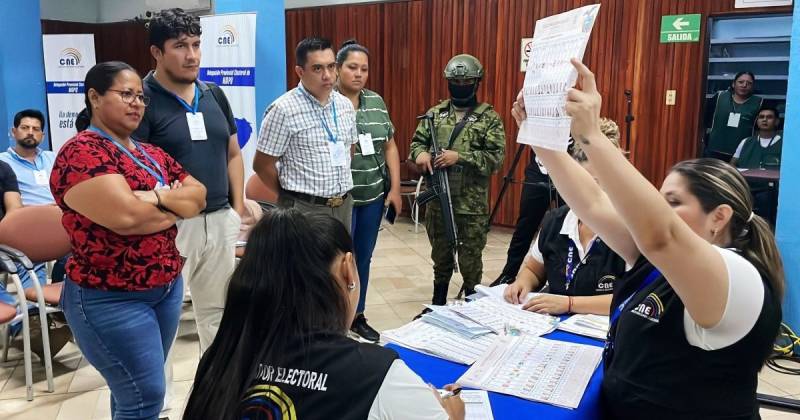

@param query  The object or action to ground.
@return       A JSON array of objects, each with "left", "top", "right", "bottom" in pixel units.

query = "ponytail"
[{"left": 732, "top": 214, "right": 785, "bottom": 299}]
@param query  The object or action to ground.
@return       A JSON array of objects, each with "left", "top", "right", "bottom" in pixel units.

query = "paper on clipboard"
[{"left": 517, "top": 4, "right": 601, "bottom": 151}]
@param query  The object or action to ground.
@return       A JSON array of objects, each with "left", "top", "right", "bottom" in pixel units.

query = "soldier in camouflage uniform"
[{"left": 409, "top": 54, "right": 506, "bottom": 309}]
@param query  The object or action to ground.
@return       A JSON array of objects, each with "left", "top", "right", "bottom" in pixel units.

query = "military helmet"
[{"left": 443, "top": 54, "right": 484, "bottom": 80}]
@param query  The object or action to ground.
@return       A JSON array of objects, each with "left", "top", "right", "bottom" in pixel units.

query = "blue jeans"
[
  {"left": 61, "top": 276, "right": 183, "bottom": 420},
  {"left": 351, "top": 200, "right": 384, "bottom": 314}
]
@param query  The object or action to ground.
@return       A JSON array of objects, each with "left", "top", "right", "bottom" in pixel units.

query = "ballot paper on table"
[
  {"left": 517, "top": 4, "right": 601, "bottom": 151},
  {"left": 462, "top": 390, "right": 494, "bottom": 420},
  {"left": 457, "top": 335, "right": 603, "bottom": 409},
  {"left": 449, "top": 297, "right": 558, "bottom": 337},
  {"left": 382, "top": 319, "right": 498, "bottom": 365},
  {"left": 557, "top": 314, "right": 609, "bottom": 340},
  {"left": 421, "top": 305, "right": 495, "bottom": 338},
  {"left": 474, "top": 284, "right": 539, "bottom": 308}
]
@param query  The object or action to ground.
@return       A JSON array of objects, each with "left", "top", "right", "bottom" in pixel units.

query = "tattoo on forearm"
[{"left": 578, "top": 135, "right": 591, "bottom": 145}]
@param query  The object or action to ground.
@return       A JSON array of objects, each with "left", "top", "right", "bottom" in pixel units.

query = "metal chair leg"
[
  {"left": 27, "top": 269, "right": 54, "bottom": 392},
  {"left": 9, "top": 273, "right": 33, "bottom": 401}
]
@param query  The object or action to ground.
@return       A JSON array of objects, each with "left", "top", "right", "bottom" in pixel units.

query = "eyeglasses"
[{"left": 107, "top": 89, "right": 150, "bottom": 106}]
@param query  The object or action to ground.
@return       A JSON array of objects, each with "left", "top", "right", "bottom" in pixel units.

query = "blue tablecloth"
[{"left": 387, "top": 328, "right": 605, "bottom": 419}]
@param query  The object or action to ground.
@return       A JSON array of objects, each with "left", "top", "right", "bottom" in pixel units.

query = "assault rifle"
[{"left": 415, "top": 112, "right": 460, "bottom": 272}]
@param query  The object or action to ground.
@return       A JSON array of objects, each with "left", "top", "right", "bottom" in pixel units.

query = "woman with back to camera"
[
  {"left": 184, "top": 208, "right": 464, "bottom": 420},
  {"left": 504, "top": 118, "right": 627, "bottom": 316},
  {"left": 512, "top": 59, "right": 782, "bottom": 419},
  {"left": 335, "top": 39, "right": 402, "bottom": 343},
  {"left": 51, "top": 61, "right": 206, "bottom": 419}
]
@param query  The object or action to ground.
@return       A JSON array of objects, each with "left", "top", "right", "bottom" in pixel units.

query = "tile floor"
[{"left": 0, "top": 218, "right": 798, "bottom": 419}]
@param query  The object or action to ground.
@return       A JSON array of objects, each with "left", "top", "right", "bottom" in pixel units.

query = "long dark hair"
[
  {"left": 82, "top": 61, "right": 136, "bottom": 119},
  {"left": 670, "top": 158, "right": 784, "bottom": 299},
  {"left": 183, "top": 208, "right": 354, "bottom": 420}
]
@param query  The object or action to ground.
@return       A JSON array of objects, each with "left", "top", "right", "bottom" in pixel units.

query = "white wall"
[
  {"left": 285, "top": 0, "right": 395, "bottom": 9},
  {"left": 40, "top": 0, "right": 100, "bottom": 23}
]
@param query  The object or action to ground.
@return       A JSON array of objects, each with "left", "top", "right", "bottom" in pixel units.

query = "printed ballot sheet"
[
  {"left": 382, "top": 319, "right": 497, "bottom": 365},
  {"left": 450, "top": 297, "right": 558, "bottom": 337},
  {"left": 517, "top": 4, "right": 601, "bottom": 151},
  {"left": 557, "top": 314, "right": 609, "bottom": 340},
  {"left": 462, "top": 390, "right": 494, "bottom": 420},
  {"left": 457, "top": 335, "right": 603, "bottom": 409}
]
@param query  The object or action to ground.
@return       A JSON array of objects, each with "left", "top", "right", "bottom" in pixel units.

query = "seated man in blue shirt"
[
  {"left": 0, "top": 110, "right": 63, "bottom": 295},
  {"left": 0, "top": 109, "right": 55, "bottom": 206}
]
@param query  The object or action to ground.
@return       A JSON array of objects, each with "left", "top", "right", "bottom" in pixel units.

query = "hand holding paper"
[{"left": 564, "top": 58, "right": 604, "bottom": 146}]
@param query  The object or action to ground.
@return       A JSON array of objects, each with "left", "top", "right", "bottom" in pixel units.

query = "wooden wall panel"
[
  {"left": 286, "top": 0, "right": 790, "bottom": 226},
  {"left": 41, "top": 20, "right": 154, "bottom": 77}
]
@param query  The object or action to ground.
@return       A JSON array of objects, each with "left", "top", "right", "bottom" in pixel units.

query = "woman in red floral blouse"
[{"left": 50, "top": 61, "right": 206, "bottom": 419}]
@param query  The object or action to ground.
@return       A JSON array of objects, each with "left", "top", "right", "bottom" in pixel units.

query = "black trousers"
[{"left": 499, "top": 163, "right": 551, "bottom": 279}]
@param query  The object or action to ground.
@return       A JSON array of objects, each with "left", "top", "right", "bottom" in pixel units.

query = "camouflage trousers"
[{"left": 425, "top": 208, "right": 489, "bottom": 292}]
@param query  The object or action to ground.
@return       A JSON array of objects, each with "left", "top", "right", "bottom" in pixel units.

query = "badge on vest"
[
  {"left": 596, "top": 275, "right": 615, "bottom": 293},
  {"left": 467, "top": 114, "right": 479, "bottom": 123},
  {"left": 727, "top": 112, "right": 741, "bottom": 128},
  {"left": 631, "top": 293, "right": 663, "bottom": 323},
  {"left": 439, "top": 110, "right": 449, "bottom": 119}
]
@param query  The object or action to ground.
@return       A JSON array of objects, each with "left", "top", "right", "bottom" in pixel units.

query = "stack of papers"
[
  {"left": 557, "top": 314, "right": 609, "bottom": 340},
  {"left": 382, "top": 319, "right": 497, "bottom": 365},
  {"left": 421, "top": 305, "right": 495, "bottom": 338},
  {"left": 450, "top": 297, "right": 558, "bottom": 337},
  {"left": 462, "top": 390, "right": 494, "bottom": 420},
  {"left": 457, "top": 335, "right": 603, "bottom": 409}
]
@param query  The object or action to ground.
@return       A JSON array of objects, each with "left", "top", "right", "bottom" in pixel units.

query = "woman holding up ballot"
[
  {"left": 184, "top": 208, "right": 464, "bottom": 420},
  {"left": 511, "top": 59, "right": 783, "bottom": 419},
  {"left": 504, "top": 118, "right": 627, "bottom": 316}
]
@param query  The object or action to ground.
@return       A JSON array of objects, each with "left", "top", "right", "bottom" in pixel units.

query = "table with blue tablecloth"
[{"left": 387, "top": 327, "right": 605, "bottom": 419}]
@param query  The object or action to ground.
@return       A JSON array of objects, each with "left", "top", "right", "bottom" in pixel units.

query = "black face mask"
[{"left": 448, "top": 81, "right": 479, "bottom": 108}]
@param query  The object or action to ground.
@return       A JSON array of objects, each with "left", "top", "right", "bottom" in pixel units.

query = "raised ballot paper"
[{"left": 517, "top": 4, "right": 600, "bottom": 151}]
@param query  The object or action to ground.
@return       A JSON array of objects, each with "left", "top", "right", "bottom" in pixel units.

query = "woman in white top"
[
  {"left": 511, "top": 59, "right": 783, "bottom": 419},
  {"left": 184, "top": 208, "right": 463, "bottom": 420}
]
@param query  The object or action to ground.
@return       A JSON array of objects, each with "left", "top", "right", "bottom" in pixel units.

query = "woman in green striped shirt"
[{"left": 336, "top": 40, "right": 402, "bottom": 342}]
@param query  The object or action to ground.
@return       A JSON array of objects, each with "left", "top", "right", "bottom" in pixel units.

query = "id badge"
[
  {"left": 727, "top": 112, "right": 741, "bottom": 128},
  {"left": 328, "top": 142, "right": 347, "bottom": 167},
  {"left": 358, "top": 133, "right": 375, "bottom": 155},
  {"left": 33, "top": 170, "right": 49, "bottom": 186},
  {"left": 187, "top": 112, "right": 208, "bottom": 141}
]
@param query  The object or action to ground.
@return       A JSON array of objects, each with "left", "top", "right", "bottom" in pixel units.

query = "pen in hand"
[{"left": 439, "top": 387, "right": 462, "bottom": 399}]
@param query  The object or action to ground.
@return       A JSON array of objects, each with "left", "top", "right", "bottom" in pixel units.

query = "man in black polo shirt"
[{"left": 134, "top": 8, "right": 244, "bottom": 355}]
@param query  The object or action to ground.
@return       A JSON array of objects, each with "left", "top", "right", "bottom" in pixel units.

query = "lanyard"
[
  {"left": 564, "top": 238, "right": 598, "bottom": 291},
  {"left": 300, "top": 85, "right": 338, "bottom": 143},
  {"left": 89, "top": 126, "right": 165, "bottom": 186},
  {"left": 172, "top": 84, "right": 200, "bottom": 114},
  {"left": 608, "top": 268, "right": 661, "bottom": 328}
]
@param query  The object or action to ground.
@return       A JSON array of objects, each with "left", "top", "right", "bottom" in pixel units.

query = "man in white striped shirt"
[{"left": 254, "top": 37, "right": 358, "bottom": 231}]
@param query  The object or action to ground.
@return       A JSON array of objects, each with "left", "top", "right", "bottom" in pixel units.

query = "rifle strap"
[{"left": 446, "top": 108, "right": 474, "bottom": 149}]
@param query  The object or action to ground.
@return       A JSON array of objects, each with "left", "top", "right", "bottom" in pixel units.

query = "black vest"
[
  {"left": 238, "top": 333, "right": 398, "bottom": 420},
  {"left": 538, "top": 206, "right": 627, "bottom": 296},
  {"left": 602, "top": 257, "right": 781, "bottom": 420}
]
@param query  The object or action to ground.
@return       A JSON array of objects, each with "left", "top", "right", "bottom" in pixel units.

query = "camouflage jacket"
[{"left": 409, "top": 100, "right": 506, "bottom": 215}]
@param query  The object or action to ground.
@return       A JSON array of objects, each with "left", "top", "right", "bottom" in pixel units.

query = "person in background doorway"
[{"left": 704, "top": 71, "right": 762, "bottom": 159}]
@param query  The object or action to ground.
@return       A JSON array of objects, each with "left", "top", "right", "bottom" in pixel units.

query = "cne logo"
[
  {"left": 217, "top": 24, "right": 238, "bottom": 46},
  {"left": 631, "top": 292, "right": 664, "bottom": 323},
  {"left": 596, "top": 275, "right": 615, "bottom": 292},
  {"left": 59, "top": 48, "right": 82, "bottom": 66}
]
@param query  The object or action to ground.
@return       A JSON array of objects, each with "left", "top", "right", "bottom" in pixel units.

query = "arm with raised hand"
[{"left": 558, "top": 59, "right": 730, "bottom": 328}]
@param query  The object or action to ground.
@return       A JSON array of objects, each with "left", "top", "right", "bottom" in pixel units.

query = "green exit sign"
[{"left": 660, "top": 14, "right": 701, "bottom": 43}]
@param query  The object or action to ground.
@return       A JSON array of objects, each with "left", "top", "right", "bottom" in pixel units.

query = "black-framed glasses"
[{"left": 107, "top": 89, "right": 150, "bottom": 106}]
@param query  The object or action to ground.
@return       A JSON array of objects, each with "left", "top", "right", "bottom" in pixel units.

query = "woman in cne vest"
[
  {"left": 183, "top": 208, "right": 465, "bottom": 420},
  {"left": 504, "top": 118, "right": 627, "bottom": 316},
  {"left": 704, "top": 71, "right": 763, "bottom": 159},
  {"left": 512, "top": 59, "right": 783, "bottom": 420}
]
